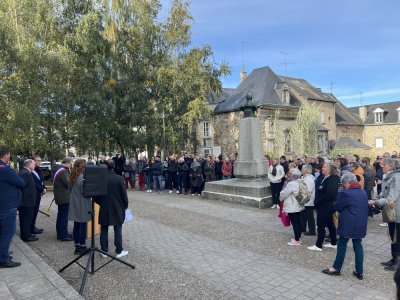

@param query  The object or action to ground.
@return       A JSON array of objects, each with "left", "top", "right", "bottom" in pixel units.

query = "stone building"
[
  {"left": 199, "top": 66, "right": 362, "bottom": 157},
  {"left": 349, "top": 101, "right": 400, "bottom": 154}
]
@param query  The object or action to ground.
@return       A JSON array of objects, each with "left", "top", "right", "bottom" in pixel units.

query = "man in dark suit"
[
  {"left": 0, "top": 146, "right": 26, "bottom": 268},
  {"left": 95, "top": 160, "right": 129, "bottom": 258},
  {"left": 18, "top": 159, "right": 39, "bottom": 242},
  {"left": 32, "top": 155, "right": 46, "bottom": 234}
]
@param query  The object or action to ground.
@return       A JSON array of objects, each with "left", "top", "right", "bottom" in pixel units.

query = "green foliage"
[
  {"left": 290, "top": 103, "right": 320, "bottom": 155},
  {"left": 0, "top": 0, "right": 229, "bottom": 159},
  {"left": 271, "top": 109, "right": 284, "bottom": 158}
]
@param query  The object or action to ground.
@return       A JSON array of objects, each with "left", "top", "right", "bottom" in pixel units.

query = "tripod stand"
[{"left": 59, "top": 199, "right": 135, "bottom": 295}]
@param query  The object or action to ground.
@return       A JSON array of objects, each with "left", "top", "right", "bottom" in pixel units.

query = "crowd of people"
[
  {"left": 104, "top": 153, "right": 238, "bottom": 196},
  {"left": 2, "top": 144, "right": 400, "bottom": 292},
  {"left": 0, "top": 146, "right": 130, "bottom": 268},
  {"left": 271, "top": 151, "right": 400, "bottom": 282}
]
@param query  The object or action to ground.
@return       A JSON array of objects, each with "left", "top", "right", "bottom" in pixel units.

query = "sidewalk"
[{"left": 0, "top": 236, "right": 82, "bottom": 300}]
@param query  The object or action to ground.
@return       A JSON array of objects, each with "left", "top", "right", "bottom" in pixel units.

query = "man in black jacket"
[
  {"left": 53, "top": 158, "right": 73, "bottom": 241},
  {"left": 18, "top": 159, "right": 40, "bottom": 242},
  {"left": 95, "top": 160, "right": 129, "bottom": 258},
  {"left": 152, "top": 156, "right": 164, "bottom": 194},
  {"left": 32, "top": 155, "right": 46, "bottom": 235}
]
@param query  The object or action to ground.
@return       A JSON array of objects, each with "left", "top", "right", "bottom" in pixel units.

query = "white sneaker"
[
  {"left": 176, "top": 191, "right": 179, "bottom": 194},
  {"left": 100, "top": 252, "right": 108, "bottom": 258},
  {"left": 191, "top": 194, "right": 195, "bottom": 196},
  {"left": 159, "top": 192, "right": 163, "bottom": 195},
  {"left": 169, "top": 190, "right": 173, "bottom": 194},
  {"left": 307, "top": 245, "right": 322, "bottom": 252},
  {"left": 271, "top": 204, "right": 277, "bottom": 209},
  {"left": 380, "top": 223, "right": 388, "bottom": 227},
  {"left": 323, "top": 243, "right": 337, "bottom": 250},
  {"left": 146, "top": 190, "right": 150, "bottom": 193},
  {"left": 287, "top": 240, "right": 301, "bottom": 246},
  {"left": 116, "top": 250, "right": 128, "bottom": 258},
  {"left": 149, "top": 190, "right": 152, "bottom": 193},
  {"left": 276, "top": 205, "right": 280, "bottom": 209}
]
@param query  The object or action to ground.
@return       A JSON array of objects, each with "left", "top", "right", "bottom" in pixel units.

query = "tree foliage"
[
  {"left": 290, "top": 102, "right": 320, "bottom": 155},
  {"left": 0, "top": 0, "right": 229, "bottom": 159}
]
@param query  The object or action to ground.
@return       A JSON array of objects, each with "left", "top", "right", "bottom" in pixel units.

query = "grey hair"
[
  {"left": 24, "top": 159, "right": 34, "bottom": 167},
  {"left": 288, "top": 168, "right": 301, "bottom": 176},
  {"left": 382, "top": 158, "right": 400, "bottom": 171},
  {"left": 301, "top": 164, "right": 312, "bottom": 174},
  {"left": 341, "top": 172, "right": 358, "bottom": 184}
]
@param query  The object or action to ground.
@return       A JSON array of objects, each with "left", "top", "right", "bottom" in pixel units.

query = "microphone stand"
[{"left": 59, "top": 199, "right": 135, "bottom": 295}]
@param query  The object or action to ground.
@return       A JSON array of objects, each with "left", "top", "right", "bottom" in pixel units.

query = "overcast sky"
[{"left": 161, "top": 0, "right": 400, "bottom": 107}]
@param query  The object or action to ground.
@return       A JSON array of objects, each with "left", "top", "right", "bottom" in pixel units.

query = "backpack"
[{"left": 295, "top": 179, "right": 311, "bottom": 205}]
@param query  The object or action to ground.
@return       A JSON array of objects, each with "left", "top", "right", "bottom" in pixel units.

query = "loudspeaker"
[{"left": 83, "top": 165, "right": 108, "bottom": 197}]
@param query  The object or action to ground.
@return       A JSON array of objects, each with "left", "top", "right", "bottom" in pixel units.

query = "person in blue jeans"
[
  {"left": 0, "top": 146, "right": 26, "bottom": 268},
  {"left": 322, "top": 172, "right": 368, "bottom": 280},
  {"left": 151, "top": 156, "right": 163, "bottom": 194}
]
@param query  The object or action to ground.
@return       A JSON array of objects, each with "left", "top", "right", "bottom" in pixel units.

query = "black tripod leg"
[
  {"left": 79, "top": 251, "right": 93, "bottom": 295},
  {"left": 59, "top": 250, "right": 89, "bottom": 273},
  {"left": 96, "top": 249, "right": 135, "bottom": 269}
]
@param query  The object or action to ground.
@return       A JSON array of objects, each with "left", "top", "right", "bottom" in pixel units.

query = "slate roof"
[
  {"left": 208, "top": 88, "right": 235, "bottom": 105},
  {"left": 214, "top": 67, "right": 285, "bottom": 113},
  {"left": 334, "top": 137, "right": 372, "bottom": 150},
  {"left": 278, "top": 76, "right": 335, "bottom": 102},
  {"left": 214, "top": 66, "right": 337, "bottom": 114},
  {"left": 334, "top": 97, "right": 364, "bottom": 126},
  {"left": 349, "top": 101, "right": 400, "bottom": 124}
]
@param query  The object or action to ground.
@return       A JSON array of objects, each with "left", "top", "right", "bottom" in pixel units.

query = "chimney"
[
  {"left": 240, "top": 67, "right": 247, "bottom": 83},
  {"left": 359, "top": 106, "right": 367, "bottom": 122}
]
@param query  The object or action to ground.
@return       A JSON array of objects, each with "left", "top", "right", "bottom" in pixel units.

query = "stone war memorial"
[{"left": 203, "top": 92, "right": 272, "bottom": 208}]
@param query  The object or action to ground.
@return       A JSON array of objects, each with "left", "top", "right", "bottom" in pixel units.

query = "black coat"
[
  {"left": 314, "top": 175, "right": 340, "bottom": 210},
  {"left": 18, "top": 168, "right": 37, "bottom": 207},
  {"left": 94, "top": 170, "right": 128, "bottom": 226}
]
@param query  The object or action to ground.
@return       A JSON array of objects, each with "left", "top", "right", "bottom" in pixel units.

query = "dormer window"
[
  {"left": 397, "top": 107, "right": 400, "bottom": 122},
  {"left": 282, "top": 90, "right": 290, "bottom": 104},
  {"left": 373, "top": 108, "right": 384, "bottom": 123}
]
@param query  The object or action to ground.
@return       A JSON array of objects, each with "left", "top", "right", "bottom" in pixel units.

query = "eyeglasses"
[{"left": 34, "top": 160, "right": 42, "bottom": 162}]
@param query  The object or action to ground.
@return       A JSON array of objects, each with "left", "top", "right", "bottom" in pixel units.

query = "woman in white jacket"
[
  {"left": 268, "top": 158, "right": 285, "bottom": 209},
  {"left": 280, "top": 168, "right": 305, "bottom": 246},
  {"left": 301, "top": 165, "right": 316, "bottom": 236}
]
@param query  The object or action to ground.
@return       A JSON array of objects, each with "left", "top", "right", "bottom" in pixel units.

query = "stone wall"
[
  {"left": 211, "top": 107, "right": 298, "bottom": 157},
  {"left": 212, "top": 111, "right": 242, "bottom": 157},
  {"left": 336, "top": 125, "right": 364, "bottom": 142},
  {"left": 364, "top": 124, "right": 400, "bottom": 153}
]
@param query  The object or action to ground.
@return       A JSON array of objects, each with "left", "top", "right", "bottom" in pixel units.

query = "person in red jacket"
[{"left": 222, "top": 158, "right": 232, "bottom": 179}]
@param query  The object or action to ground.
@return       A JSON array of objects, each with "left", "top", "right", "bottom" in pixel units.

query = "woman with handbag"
[
  {"left": 368, "top": 158, "right": 400, "bottom": 271},
  {"left": 279, "top": 168, "right": 304, "bottom": 246}
]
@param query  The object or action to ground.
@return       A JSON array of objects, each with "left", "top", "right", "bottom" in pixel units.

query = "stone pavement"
[
  {"left": 25, "top": 192, "right": 396, "bottom": 299},
  {"left": 0, "top": 235, "right": 82, "bottom": 300}
]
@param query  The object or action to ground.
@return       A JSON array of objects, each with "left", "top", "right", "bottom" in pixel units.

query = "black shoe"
[
  {"left": 22, "top": 236, "right": 39, "bottom": 242},
  {"left": 31, "top": 228, "right": 44, "bottom": 234},
  {"left": 353, "top": 271, "right": 363, "bottom": 280},
  {"left": 0, "top": 260, "right": 21, "bottom": 268},
  {"left": 381, "top": 259, "right": 396, "bottom": 267},
  {"left": 325, "top": 238, "right": 331, "bottom": 243},
  {"left": 304, "top": 232, "right": 316, "bottom": 236},
  {"left": 384, "top": 265, "right": 396, "bottom": 271},
  {"left": 322, "top": 268, "right": 340, "bottom": 276},
  {"left": 74, "top": 246, "right": 88, "bottom": 255},
  {"left": 60, "top": 237, "right": 73, "bottom": 242}
]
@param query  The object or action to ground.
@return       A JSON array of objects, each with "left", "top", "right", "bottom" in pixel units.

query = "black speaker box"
[{"left": 83, "top": 165, "right": 108, "bottom": 197}]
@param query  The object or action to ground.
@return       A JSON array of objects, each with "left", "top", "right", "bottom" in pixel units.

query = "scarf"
[{"left": 271, "top": 164, "right": 277, "bottom": 176}]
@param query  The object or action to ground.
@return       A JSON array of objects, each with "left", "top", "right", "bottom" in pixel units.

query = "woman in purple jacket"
[{"left": 322, "top": 172, "right": 368, "bottom": 280}]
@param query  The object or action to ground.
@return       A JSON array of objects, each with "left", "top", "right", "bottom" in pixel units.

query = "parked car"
[{"left": 39, "top": 161, "right": 52, "bottom": 181}]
